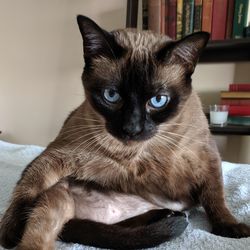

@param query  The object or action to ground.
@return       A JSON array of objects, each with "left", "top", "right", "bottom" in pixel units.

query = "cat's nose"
[{"left": 122, "top": 122, "right": 143, "bottom": 137}]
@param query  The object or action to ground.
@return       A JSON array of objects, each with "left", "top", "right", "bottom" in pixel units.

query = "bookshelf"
[
  {"left": 209, "top": 125, "right": 250, "bottom": 135},
  {"left": 200, "top": 38, "right": 250, "bottom": 62},
  {"left": 126, "top": 0, "right": 250, "bottom": 135}
]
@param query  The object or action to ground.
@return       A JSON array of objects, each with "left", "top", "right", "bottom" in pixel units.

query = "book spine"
[
  {"left": 165, "top": 0, "right": 169, "bottom": 35},
  {"left": 148, "top": 0, "right": 161, "bottom": 33},
  {"left": 232, "top": 0, "right": 249, "bottom": 38},
  {"left": 161, "top": 0, "right": 166, "bottom": 34},
  {"left": 227, "top": 116, "right": 250, "bottom": 125},
  {"left": 177, "top": 0, "right": 184, "bottom": 39},
  {"left": 211, "top": 0, "right": 228, "bottom": 40},
  {"left": 168, "top": 0, "right": 177, "bottom": 39},
  {"left": 202, "top": 0, "right": 213, "bottom": 33},
  {"left": 226, "top": 0, "right": 235, "bottom": 39},
  {"left": 221, "top": 91, "right": 250, "bottom": 98},
  {"left": 221, "top": 99, "right": 250, "bottom": 105},
  {"left": 229, "top": 83, "right": 250, "bottom": 91},
  {"left": 248, "top": 1, "right": 250, "bottom": 25},
  {"left": 182, "top": 0, "right": 195, "bottom": 36},
  {"left": 228, "top": 105, "right": 250, "bottom": 116},
  {"left": 142, "top": 0, "right": 148, "bottom": 30},
  {"left": 194, "top": 0, "right": 203, "bottom": 32}
]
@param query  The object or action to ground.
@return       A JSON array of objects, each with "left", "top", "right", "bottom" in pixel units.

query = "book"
[
  {"left": 248, "top": 1, "right": 250, "bottom": 25},
  {"left": 161, "top": 0, "right": 165, "bottom": 34},
  {"left": 221, "top": 91, "right": 250, "bottom": 98},
  {"left": 232, "top": 0, "right": 249, "bottom": 38},
  {"left": 148, "top": 0, "right": 161, "bottom": 33},
  {"left": 168, "top": 0, "right": 177, "bottom": 39},
  {"left": 211, "top": 0, "right": 228, "bottom": 40},
  {"left": 194, "top": 0, "right": 203, "bottom": 32},
  {"left": 229, "top": 83, "right": 250, "bottom": 91},
  {"left": 227, "top": 116, "right": 250, "bottom": 125},
  {"left": 221, "top": 99, "right": 250, "bottom": 105},
  {"left": 228, "top": 105, "right": 250, "bottom": 116},
  {"left": 202, "top": 0, "right": 213, "bottom": 33},
  {"left": 164, "top": 0, "right": 169, "bottom": 35},
  {"left": 182, "top": 0, "right": 195, "bottom": 36},
  {"left": 142, "top": 0, "right": 148, "bottom": 30},
  {"left": 226, "top": 0, "right": 235, "bottom": 39},
  {"left": 177, "top": 0, "right": 184, "bottom": 39}
]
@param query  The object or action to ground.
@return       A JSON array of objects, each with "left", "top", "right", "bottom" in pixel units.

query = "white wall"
[
  {"left": 0, "top": 0, "right": 249, "bottom": 163},
  {"left": 0, "top": 0, "right": 126, "bottom": 146}
]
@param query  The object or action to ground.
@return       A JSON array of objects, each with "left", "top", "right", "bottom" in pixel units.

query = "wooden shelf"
[
  {"left": 200, "top": 39, "right": 250, "bottom": 62},
  {"left": 210, "top": 124, "right": 250, "bottom": 136}
]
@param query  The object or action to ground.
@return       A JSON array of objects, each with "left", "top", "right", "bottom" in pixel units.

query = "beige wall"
[
  {"left": 0, "top": 0, "right": 126, "bottom": 146},
  {"left": 0, "top": 0, "right": 249, "bottom": 163}
]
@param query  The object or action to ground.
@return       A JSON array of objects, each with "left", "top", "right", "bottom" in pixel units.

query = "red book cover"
[
  {"left": 168, "top": 0, "right": 177, "bottom": 39},
  {"left": 211, "top": 0, "right": 228, "bottom": 40},
  {"left": 221, "top": 99, "right": 250, "bottom": 105},
  {"left": 229, "top": 105, "right": 250, "bottom": 116},
  {"left": 202, "top": 0, "right": 213, "bottom": 33},
  {"left": 229, "top": 83, "right": 250, "bottom": 91},
  {"left": 165, "top": 0, "right": 169, "bottom": 34},
  {"left": 226, "top": 0, "right": 235, "bottom": 39},
  {"left": 161, "top": 0, "right": 165, "bottom": 34},
  {"left": 148, "top": 0, "right": 161, "bottom": 33}
]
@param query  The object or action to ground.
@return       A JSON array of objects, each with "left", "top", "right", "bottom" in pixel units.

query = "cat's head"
[{"left": 77, "top": 15, "right": 209, "bottom": 143}]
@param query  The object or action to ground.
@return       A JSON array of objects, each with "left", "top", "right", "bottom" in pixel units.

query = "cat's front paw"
[
  {"left": 212, "top": 222, "right": 250, "bottom": 238},
  {"left": 0, "top": 216, "right": 25, "bottom": 249},
  {"left": 0, "top": 199, "right": 33, "bottom": 248}
]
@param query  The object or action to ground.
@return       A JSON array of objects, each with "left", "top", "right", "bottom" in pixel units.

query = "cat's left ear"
[
  {"left": 158, "top": 32, "right": 209, "bottom": 74},
  {"left": 77, "top": 15, "right": 125, "bottom": 64}
]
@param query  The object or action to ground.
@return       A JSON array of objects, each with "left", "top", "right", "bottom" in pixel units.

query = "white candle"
[
  {"left": 210, "top": 111, "right": 228, "bottom": 125},
  {"left": 209, "top": 105, "right": 229, "bottom": 126}
]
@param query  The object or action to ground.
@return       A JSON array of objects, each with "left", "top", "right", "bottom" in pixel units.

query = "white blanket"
[{"left": 0, "top": 140, "right": 249, "bottom": 250}]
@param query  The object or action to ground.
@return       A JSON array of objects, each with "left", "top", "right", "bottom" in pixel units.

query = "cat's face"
[{"left": 77, "top": 16, "right": 209, "bottom": 143}]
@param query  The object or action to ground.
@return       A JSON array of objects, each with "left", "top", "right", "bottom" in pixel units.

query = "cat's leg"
[
  {"left": 200, "top": 158, "right": 250, "bottom": 238},
  {"left": 16, "top": 180, "right": 75, "bottom": 250},
  {"left": 60, "top": 209, "right": 188, "bottom": 249},
  {"left": 0, "top": 151, "right": 71, "bottom": 248}
]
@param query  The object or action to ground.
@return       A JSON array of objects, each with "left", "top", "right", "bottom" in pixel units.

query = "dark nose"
[
  {"left": 122, "top": 122, "right": 143, "bottom": 136},
  {"left": 122, "top": 107, "right": 144, "bottom": 137}
]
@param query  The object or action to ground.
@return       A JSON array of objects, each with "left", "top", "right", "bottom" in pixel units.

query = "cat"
[{"left": 1, "top": 15, "right": 250, "bottom": 250}]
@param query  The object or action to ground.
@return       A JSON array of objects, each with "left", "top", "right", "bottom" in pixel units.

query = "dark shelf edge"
[
  {"left": 199, "top": 38, "right": 250, "bottom": 63},
  {"left": 209, "top": 125, "right": 250, "bottom": 135}
]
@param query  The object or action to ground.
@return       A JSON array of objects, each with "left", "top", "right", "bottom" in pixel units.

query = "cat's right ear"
[{"left": 77, "top": 15, "right": 124, "bottom": 63}]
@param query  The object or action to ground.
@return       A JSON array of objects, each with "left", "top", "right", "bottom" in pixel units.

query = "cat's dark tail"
[{"left": 60, "top": 209, "right": 188, "bottom": 249}]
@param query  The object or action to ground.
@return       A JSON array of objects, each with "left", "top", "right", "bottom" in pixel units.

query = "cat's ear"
[
  {"left": 158, "top": 32, "right": 209, "bottom": 74},
  {"left": 77, "top": 15, "right": 124, "bottom": 63}
]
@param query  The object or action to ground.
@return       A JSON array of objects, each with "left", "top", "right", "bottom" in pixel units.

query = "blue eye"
[
  {"left": 103, "top": 89, "right": 121, "bottom": 103},
  {"left": 149, "top": 95, "right": 169, "bottom": 108}
]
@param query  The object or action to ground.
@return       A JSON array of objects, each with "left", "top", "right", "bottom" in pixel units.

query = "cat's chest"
[{"left": 76, "top": 153, "right": 196, "bottom": 202}]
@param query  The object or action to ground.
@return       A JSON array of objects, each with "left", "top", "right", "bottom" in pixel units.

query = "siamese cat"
[{"left": 0, "top": 15, "right": 250, "bottom": 250}]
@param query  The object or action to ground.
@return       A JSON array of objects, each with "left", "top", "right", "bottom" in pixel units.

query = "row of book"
[
  {"left": 220, "top": 83, "right": 250, "bottom": 125},
  {"left": 143, "top": 0, "right": 250, "bottom": 40}
]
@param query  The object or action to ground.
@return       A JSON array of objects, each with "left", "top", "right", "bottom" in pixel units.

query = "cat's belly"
[{"left": 70, "top": 185, "right": 187, "bottom": 224}]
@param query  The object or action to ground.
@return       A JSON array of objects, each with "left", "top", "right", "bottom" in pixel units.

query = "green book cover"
[
  {"left": 182, "top": 0, "right": 195, "bottom": 37},
  {"left": 177, "top": 0, "right": 184, "bottom": 39},
  {"left": 193, "top": 0, "right": 203, "bottom": 32},
  {"left": 228, "top": 116, "right": 250, "bottom": 125},
  {"left": 233, "top": 0, "right": 249, "bottom": 38}
]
